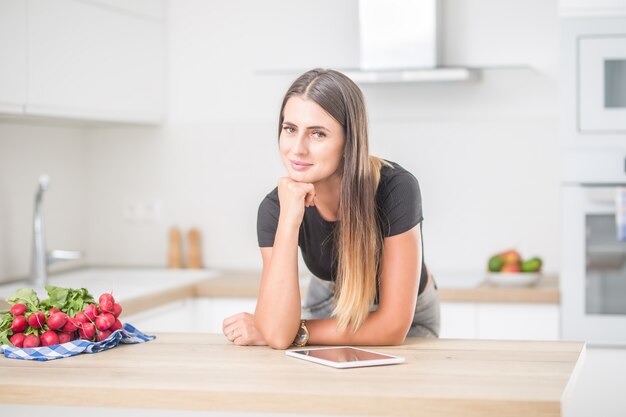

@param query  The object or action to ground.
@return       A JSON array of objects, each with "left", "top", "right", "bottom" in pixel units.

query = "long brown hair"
[{"left": 278, "top": 68, "right": 388, "bottom": 332}]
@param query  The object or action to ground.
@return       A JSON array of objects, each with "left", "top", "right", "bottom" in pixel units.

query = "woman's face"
[{"left": 279, "top": 95, "right": 344, "bottom": 185}]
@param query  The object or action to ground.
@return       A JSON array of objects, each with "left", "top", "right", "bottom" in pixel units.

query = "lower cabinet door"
[
  {"left": 439, "top": 302, "right": 478, "bottom": 339},
  {"left": 123, "top": 297, "right": 257, "bottom": 334},
  {"left": 477, "top": 303, "right": 560, "bottom": 341},
  {"left": 439, "top": 302, "right": 560, "bottom": 340},
  {"left": 123, "top": 298, "right": 197, "bottom": 333},
  {"left": 202, "top": 298, "right": 258, "bottom": 334}
]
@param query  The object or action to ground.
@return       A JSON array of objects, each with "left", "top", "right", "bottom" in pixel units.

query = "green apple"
[
  {"left": 488, "top": 255, "right": 505, "bottom": 272},
  {"left": 521, "top": 257, "right": 542, "bottom": 273}
]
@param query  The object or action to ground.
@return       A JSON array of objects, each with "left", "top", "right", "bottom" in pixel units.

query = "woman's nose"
[{"left": 292, "top": 133, "right": 308, "bottom": 155}]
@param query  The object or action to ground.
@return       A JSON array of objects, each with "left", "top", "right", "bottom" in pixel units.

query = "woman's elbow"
[
  {"left": 384, "top": 322, "right": 411, "bottom": 345},
  {"left": 254, "top": 317, "right": 296, "bottom": 350},
  {"left": 385, "top": 331, "right": 407, "bottom": 346},
  {"left": 266, "top": 336, "right": 294, "bottom": 350},
  {"left": 257, "top": 325, "right": 294, "bottom": 350}
]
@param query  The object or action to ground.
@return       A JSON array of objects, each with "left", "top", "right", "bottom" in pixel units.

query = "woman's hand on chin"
[
  {"left": 277, "top": 177, "right": 316, "bottom": 226},
  {"left": 223, "top": 312, "right": 268, "bottom": 346}
]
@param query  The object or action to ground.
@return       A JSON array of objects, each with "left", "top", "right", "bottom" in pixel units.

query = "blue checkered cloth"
[{"left": 0, "top": 323, "right": 155, "bottom": 361}]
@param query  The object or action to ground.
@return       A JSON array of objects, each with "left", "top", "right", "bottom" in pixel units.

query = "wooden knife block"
[
  {"left": 168, "top": 227, "right": 203, "bottom": 269},
  {"left": 187, "top": 228, "right": 203, "bottom": 269},
  {"left": 168, "top": 227, "right": 183, "bottom": 269}
]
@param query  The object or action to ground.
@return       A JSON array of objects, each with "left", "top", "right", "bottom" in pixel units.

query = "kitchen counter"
[
  {"left": 191, "top": 270, "right": 561, "bottom": 304},
  {"left": 0, "top": 268, "right": 217, "bottom": 313},
  {"left": 118, "top": 271, "right": 560, "bottom": 317},
  {"left": 437, "top": 274, "right": 560, "bottom": 304},
  {"left": 0, "top": 333, "right": 584, "bottom": 417},
  {"left": 0, "top": 269, "right": 560, "bottom": 313}
]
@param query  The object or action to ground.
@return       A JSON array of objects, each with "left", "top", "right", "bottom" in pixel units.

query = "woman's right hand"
[
  {"left": 277, "top": 177, "right": 316, "bottom": 227},
  {"left": 223, "top": 312, "right": 267, "bottom": 346}
]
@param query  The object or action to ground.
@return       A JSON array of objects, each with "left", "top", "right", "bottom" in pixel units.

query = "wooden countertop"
[
  {"left": 192, "top": 271, "right": 560, "bottom": 304},
  {"left": 0, "top": 334, "right": 584, "bottom": 417},
  {"left": 437, "top": 275, "right": 560, "bottom": 304}
]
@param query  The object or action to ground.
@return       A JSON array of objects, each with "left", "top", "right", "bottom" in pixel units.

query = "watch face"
[
  {"left": 294, "top": 323, "right": 309, "bottom": 346},
  {"left": 294, "top": 333, "right": 307, "bottom": 345}
]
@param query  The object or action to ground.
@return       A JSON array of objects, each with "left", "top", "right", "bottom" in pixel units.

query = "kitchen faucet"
[{"left": 31, "top": 175, "right": 82, "bottom": 288}]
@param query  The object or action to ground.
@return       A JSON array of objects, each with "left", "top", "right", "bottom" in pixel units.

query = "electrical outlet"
[
  {"left": 142, "top": 201, "right": 162, "bottom": 223},
  {"left": 123, "top": 200, "right": 162, "bottom": 223},
  {"left": 123, "top": 202, "right": 141, "bottom": 222}
]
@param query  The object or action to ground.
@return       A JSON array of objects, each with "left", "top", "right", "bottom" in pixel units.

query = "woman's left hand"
[{"left": 223, "top": 312, "right": 268, "bottom": 346}]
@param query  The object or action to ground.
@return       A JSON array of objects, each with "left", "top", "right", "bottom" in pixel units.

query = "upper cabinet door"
[
  {"left": 0, "top": 0, "right": 27, "bottom": 114},
  {"left": 27, "top": 0, "right": 165, "bottom": 123}
]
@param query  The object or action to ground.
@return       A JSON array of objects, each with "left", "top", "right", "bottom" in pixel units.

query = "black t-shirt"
[{"left": 257, "top": 160, "right": 428, "bottom": 297}]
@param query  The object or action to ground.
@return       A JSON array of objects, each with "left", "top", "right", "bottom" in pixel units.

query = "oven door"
[{"left": 562, "top": 185, "right": 626, "bottom": 345}]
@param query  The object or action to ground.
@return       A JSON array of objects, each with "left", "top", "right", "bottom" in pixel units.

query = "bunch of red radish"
[{"left": 8, "top": 293, "right": 123, "bottom": 348}]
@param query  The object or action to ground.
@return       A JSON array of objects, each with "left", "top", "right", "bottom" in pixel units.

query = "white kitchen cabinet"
[
  {"left": 127, "top": 297, "right": 560, "bottom": 341},
  {"left": 201, "top": 297, "right": 258, "bottom": 333},
  {"left": 440, "top": 302, "right": 560, "bottom": 340},
  {"left": 477, "top": 303, "right": 560, "bottom": 341},
  {"left": 0, "top": 0, "right": 27, "bottom": 114},
  {"left": 124, "top": 297, "right": 257, "bottom": 334},
  {"left": 0, "top": 0, "right": 165, "bottom": 123},
  {"left": 439, "top": 302, "right": 477, "bottom": 339},
  {"left": 26, "top": 0, "right": 165, "bottom": 123},
  {"left": 122, "top": 298, "right": 197, "bottom": 333}
]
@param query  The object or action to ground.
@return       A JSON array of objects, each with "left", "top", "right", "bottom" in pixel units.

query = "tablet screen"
[
  {"left": 286, "top": 346, "right": 405, "bottom": 368},
  {"left": 292, "top": 347, "right": 395, "bottom": 362}
]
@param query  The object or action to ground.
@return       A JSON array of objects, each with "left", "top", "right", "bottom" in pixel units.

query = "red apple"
[
  {"left": 500, "top": 250, "right": 521, "bottom": 265},
  {"left": 501, "top": 263, "right": 521, "bottom": 273}
]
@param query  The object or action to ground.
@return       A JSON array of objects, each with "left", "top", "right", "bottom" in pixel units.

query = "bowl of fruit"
[{"left": 485, "top": 250, "right": 542, "bottom": 287}]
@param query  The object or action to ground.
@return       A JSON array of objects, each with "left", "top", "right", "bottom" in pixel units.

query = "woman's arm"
[
  {"left": 254, "top": 242, "right": 301, "bottom": 349},
  {"left": 254, "top": 178, "right": 316, "bottom": 349},
  {"left": 306, "top": 223, "right": 422, "bottom": 346}
]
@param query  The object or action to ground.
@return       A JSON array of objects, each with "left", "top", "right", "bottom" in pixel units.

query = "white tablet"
[{"left": 285, "top": 346, "right": 405, "bottom": 369}]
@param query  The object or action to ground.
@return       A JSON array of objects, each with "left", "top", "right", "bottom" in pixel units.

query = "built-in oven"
[
  {"left": 561, "top": 17, "right": 626, "bottom": 345},
  {"left": 562, "top": 183, "right": 626, "bottom": 345}
]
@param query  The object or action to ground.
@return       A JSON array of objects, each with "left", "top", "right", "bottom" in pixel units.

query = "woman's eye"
[
  {"left": 283, "top": 126, "right": 295, "bottom": 134},
  {"left": 311, "top": 131, "right": 326, "bottom": 139}
]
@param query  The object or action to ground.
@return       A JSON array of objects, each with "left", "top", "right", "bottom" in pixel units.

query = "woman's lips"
[{"left": 290, "top": 160, "right": 313, "bottom": 171}]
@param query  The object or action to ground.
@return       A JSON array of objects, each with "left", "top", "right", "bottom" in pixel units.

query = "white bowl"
[{"left": 485, "top": 272, "right": 541, "bottom": 287}]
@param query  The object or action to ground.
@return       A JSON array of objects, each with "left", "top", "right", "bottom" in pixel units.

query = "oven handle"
[{"left": 581, "top": 186, "right": 624, "bottom": 215}]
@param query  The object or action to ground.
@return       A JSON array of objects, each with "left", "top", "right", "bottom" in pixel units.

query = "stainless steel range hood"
[{"left": 343, "top": 0, "right": 474, "bottom": 83}]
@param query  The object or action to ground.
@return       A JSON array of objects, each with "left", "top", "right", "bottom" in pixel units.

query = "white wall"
[
  {"left": 0, "top": 121, "right": 87, "bottom": 281},
  {"left": 0, "top": 0, "right": 561, "bottom": 280}
]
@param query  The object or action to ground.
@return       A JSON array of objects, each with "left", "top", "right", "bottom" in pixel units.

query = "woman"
[{"left": 223, "top": 68, "right": 440, "bottom": 349}]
